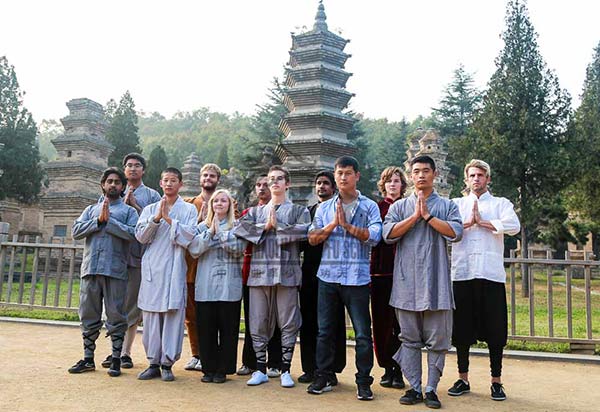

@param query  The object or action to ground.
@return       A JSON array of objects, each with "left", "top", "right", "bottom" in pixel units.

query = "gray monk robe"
[
  {"left": 234, "top": 198, "right": 310, "bottom": 372},
  {"left": 383, "top": 191, "right": 463, "bottom": 393},
  {"left": 135, "top": 197, "right": 198, "bottom": 367}
]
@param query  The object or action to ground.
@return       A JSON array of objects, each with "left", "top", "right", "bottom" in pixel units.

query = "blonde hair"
[
  {"left": 377, "top": 166, "right": 407, "bottom": 198},
  {"left": 201, "top": 163, "right": 222, "bottom": 179},
  {"left": 462, "top": 159, "right": 491, "bottom": 195},
  {"left": 204, "top": 189, "right": 235, "bottom": 229}
]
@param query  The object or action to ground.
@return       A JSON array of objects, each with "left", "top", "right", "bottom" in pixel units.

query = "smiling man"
[{"left": 383, "top": 155, "right": 463, "bottom": 409}]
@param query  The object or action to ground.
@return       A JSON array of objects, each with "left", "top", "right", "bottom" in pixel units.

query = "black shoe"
[
  {"left": 399, "top": 389, "right": 423, "bottom": 405},
  {"left": 201, "top": 373, "right": 214, "bottom": 383},
  {"left": 138, "top": 365, "right": 161, "bottom": 380},
  {"left": 380, "top": 368, "right": 393, "bottom": 388},
  {"left": 448, "top": 379, "right": 470, "bottom": 396},
  {"left": 213, "top": 373, "right": 226, "bottom": 384},
  {"left": 424, "top": 391, "right": 442, "bottom": 409},
  {"left": 491, "top": 382, "right": 506, "bottom": 401},
  {"left": 101, "top": 355, "right": 112, "bottom": 368},
  {"left": 307, "top": 375, "right": 332, "bottom": 395},
  {"left": 392, "top": 375, "right": 406, "bottom": 389},
  {"left": 298, "top": 372, "right": 314, "bottom": 383},
  {"left": 330, "top": 374, "right": 338, "bottom": 386},
  {"left": 120, "top": 355, "right": 133, "bottom": 369},
  {"left": 107, "top": 357, "right": 121, "bottom": 377},
  {"left": 68, "top": 358, "right": 95, "bottom": 374},
  {"left": 357, "top": 384, "right": 374, "bottom": 401}
]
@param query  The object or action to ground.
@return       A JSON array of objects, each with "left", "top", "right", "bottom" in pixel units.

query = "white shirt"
[{"left": 451, "top": 191, "right": 520, "bottom": 283}]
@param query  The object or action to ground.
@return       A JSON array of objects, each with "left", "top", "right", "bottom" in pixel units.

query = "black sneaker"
[
  {"left": 120, "top": 355, "right": 133, "bottom": 369},
  {"left": 107, "top": 357, "right": 121, "bottom": 377},
  {"left": 392, "top": 374, "right": 406, "bottom": 389},
  {"left": 298, "top": 372, "right": 314, "bottom": 383},
  {"left": 68, "top": 359, "right": 95, "bottom": 374},
  {"left": 448, "top": 379, "right": 470, "bottom": 396},
  {"left": 399, "top": 389, "right": 423, "bottom": 405},
  {"left": 213, "top": 373, "right": 226, "bottom": 384},
  {"left": 307, "top": 375, "right": 332, "bottom": 395},
  {"left": 380, "top": 368, "right": 393, "bottom": 388},
  {"left": 424, "top": 391, "right": 442, "bottom": 409},
  {"left": 101, "top": 355, "right": 112, "bottom": 368},
  {"left": 357, "top": 384, "right": 374, "bottom": 401},
  {"left": 491, "top": 382, "right": 506, "bottom": 401},
  {"left": 137, "top": 364, "right": 161, "bottom": 380},
  {"left": 330, "top": 373, "right": 338, "bottom": 386}
]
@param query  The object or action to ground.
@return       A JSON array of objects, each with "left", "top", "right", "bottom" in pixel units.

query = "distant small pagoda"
[
  {"left": 277, "top": 1, "right": 356, "bottom": 204},
  {"left": 180, "top": 152, "right": 202, "bottom": 198},
  {"left": 404, "top": 128, "right": 451, "bottom": 197}
]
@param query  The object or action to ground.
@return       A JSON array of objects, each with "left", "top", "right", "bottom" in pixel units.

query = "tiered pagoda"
[
  {"left": 41, "top": 98, "right": 114, "bottom": 239},
  {"left": 404, "top": 128, "right": 451, "bottom": 197},
  {"left": 180, "top": 152, "right": 202, "bottom": 198},
  {"left": 276, "top": 1, "right": 357, "bottom": 203}
]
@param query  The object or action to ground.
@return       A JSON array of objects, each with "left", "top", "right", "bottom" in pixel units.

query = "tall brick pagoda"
[
  {"left": 41, "top": 98, "right": 114, "bottom": 239},
  {"left": 276, "top": 1, "right": 356, "bottom": 204},
  {"left": 404, "top": 128, "right": 451, "bottom": 197}
]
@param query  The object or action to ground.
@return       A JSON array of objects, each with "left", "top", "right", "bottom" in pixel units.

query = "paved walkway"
[{"left": 1, "top": 321, "right": 599, "bottom": 412}]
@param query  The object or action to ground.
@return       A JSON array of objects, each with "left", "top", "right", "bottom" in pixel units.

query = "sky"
[{"left": 2, "top": 0, "right": 600, "bottom": 123}]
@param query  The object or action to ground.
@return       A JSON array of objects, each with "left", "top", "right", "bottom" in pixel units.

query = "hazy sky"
[{"left": 3, "top": 0, "right": 600, "bottom": 123}]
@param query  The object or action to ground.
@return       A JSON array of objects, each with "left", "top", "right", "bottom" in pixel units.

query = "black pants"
[
  {"left": 299, "top": 277, "right": 347, "bottom": 374},
  {"left": 196, "top": 300, "right": 241, "bottom": 375},
  {"left": 241, "top": 284, "right": 282, "bottom": 369},
  {"left": 371, "top": 276, "right": 401, "bottom": 369},
  {"left": 452, "top": 279, "right": 507, "bottom": 377}
]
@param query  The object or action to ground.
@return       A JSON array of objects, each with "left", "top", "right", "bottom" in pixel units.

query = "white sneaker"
[
  {"left": 267, "top": 367, "right": 281, "bottom": 377},
  {"left": 281, "top": 371, "right": 295, "bottom": 388},
  {"left": 247, "top": 370, "right": 269, "bottom": 386},
  {"left": 184, "top": 357, "right": 200, "bottom": 371}
]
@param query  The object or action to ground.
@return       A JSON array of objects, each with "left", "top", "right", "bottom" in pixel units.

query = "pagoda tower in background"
[
  {"left": 277, "top": 1, "right": 356, "bottom": 204},
  {"left": 404, "top": 128, "right": 451, "bottom": 197}
]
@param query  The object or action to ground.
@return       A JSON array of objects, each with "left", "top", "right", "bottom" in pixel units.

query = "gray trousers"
[
  {"left": 142, "top": 308, "right": 185, "bottom": 367},
  {"left": 249, "top": 285, "right": 301, "bottom": 372},
  {"left": 122, "top": 267, "right": 142, "bottom": 356},
  {"left": 79, "top": 274, "right": 128, "bottom": 359},
  {"left": 393, "top": 309, "right": 452, "bottom": 393}
]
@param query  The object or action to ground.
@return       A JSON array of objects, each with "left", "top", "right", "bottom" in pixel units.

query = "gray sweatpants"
[
  {"left": 249, "top": 285, "right": 301, "bottom": 371},
  {"left": 142, "top": 308, "right": 185, "bottom": 367},
  {"left": 393, "top": 309, "right": 452, "bottom": 393},
  {"left": 79, "top": 274, "right": 128, "bottom": 359},
  {"left": 122, "top": 267, "right": 142, "bottom": 356}
]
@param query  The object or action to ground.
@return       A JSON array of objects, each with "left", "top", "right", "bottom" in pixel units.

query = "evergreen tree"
[
  {"left": 106, "top": 91, "right": 142, "bottom": 167},
  {"left": 468, "top": 0, "right": 572, "bottom": 294},
  {"left": 0, "top": 56, "right": 44, "bottom": 203},
  {"left": 217, "top": 142, "right": 230, "bottom": 169},
  {"left": 144, "top": 145, "right": 168, "bottom": 192}
]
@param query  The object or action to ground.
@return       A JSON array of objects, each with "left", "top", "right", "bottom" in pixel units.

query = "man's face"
[
  {"left": 200, "top": 169, "right": 219, "bottom": 191},
  {"left": 160, "top": 172, "right": 183, "bottom": 196},
  {"left": 334, "top": 166, "right": 359, "bottom": 192},
  {"left": 102, "top": 173, "right": 124, "bottom": 200},
  {"left": 411, "top": 162, "right": 436, "bottom": 191},
  {"left": 384, "top": 173, "right": 403, "bottom": 200},
  {"left": 124, "top": 158, "right": 144, "bottom": 181},
  {"left": 255, "top": 177, "right": 271, "bottom": 202},
  {"left": 267, "top": 171, "right": 289, "bottom": 196},
  {"left": 315, "top": 176, "right": 335, "bottom": 201},
  {"left": 466, "top": 167, "right": 490, "bottom": 195}
]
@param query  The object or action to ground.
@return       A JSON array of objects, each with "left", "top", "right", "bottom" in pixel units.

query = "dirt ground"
[{"left": 1, "top": 321, "right": 599, "bottom": 412}]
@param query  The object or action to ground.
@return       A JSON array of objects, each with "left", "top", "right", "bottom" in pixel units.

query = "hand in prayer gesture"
[
  {"left": 418, "top": 191, "right": 431, "bottom": 220},
  {"left": 336, "top": 197, "right": 347, "bottom": 229},
  {"left": 125, "top": 189, "right": 139, "bottom": 210},
  {"left": 98, "top": 197, "right": 110, "bottom": 224},
  {"left": 464, "top": 200, "right": 479, "bottom": 229},
  {"left": 200, "top": 202, "right": 208, "bottom": 221},
  {"left": 160, "top": 197, "right": 172, "bottom": 225},
  {"left": 265, "top": 206, "right": 277, "bottom": 231},
  {"left": 209, "top": 216, "right": 220, "bottom": 237}
]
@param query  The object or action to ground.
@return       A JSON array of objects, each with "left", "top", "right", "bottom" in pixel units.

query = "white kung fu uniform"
[{"left": 136, "top": 197, "right": 198, "bottom": 367}]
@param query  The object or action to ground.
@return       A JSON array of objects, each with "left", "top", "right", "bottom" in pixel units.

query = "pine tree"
[
  {"left": 144, "top": 145, "right": 168, "bottom": 192},
  {"left": 216, "top": 143, "right": 230, "bottom": 169},
  {"left": 0, "top": 56, "right": 44, "bottom": 203},
  {"left": 106, "top": 91, "right": 142, "bottom": 167},
  {"left": 469, "top": 0, "right": 572, "bottom": 295}
]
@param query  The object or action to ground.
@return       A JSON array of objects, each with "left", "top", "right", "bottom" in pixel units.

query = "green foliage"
[
  {"left": 0, "top": 56, "right": 44, "bottom": 203},
  {"left": 144, "top": 145, "right": 168, "bottom": 192},
  {"left": 106, "top": 91, "right": 142, "bottom": 167},
  {"left": 37, "top": 119, "right": 60, "bottom": 162},
  {"left": 466, "top": 0, "right": 573, "bottom": 250}
]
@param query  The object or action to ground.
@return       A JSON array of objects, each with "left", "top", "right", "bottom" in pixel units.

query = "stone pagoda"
[
  {"left": 180, "top": 152, "right": 202, "bottom": 198},
  {"left": 41, "top": 98, "right": 114, "bottom": 239},
  {"left": 404, "top": 128, "right": 451, "bottom": 197},
  {"left": 276, "top": 1, "right": 356, "bottom": 204}
]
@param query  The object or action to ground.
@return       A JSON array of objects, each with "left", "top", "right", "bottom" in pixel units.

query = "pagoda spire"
[{"left": 313, "top": 1, "right": 328, "bottom": 32}]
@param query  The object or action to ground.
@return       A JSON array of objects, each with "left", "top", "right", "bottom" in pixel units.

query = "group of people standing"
[{"left": 68, "top": 151, "right": 519, "bottom": 410}]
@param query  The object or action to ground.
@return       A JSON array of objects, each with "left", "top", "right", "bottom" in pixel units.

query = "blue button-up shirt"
[
  {"left": 72, "top": 198, "right": 138, "bottom": 280},
  {"left": 309, "top": 192, "right": 382, "bottom": 286}
]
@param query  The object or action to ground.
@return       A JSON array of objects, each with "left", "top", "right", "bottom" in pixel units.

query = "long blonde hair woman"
[{"left": 204, "top": 189, "right": 236, "bottom": 232}]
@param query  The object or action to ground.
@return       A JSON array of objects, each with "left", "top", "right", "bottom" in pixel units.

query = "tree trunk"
[{"left": 520, "top": 224, "right": 529, "bottom": 298}]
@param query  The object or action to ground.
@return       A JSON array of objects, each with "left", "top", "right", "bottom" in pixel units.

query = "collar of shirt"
[{"left": 467, "top": 190, "right": 492, "bottom": 202}]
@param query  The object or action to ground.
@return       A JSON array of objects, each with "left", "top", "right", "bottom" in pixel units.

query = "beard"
[{"left": 104, "top": 188, "right": 121, "bottom": 200}]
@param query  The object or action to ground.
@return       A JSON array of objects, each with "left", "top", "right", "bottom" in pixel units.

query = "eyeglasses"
[
  {"left": 268, "top": 176, "right": 286, "bottom": 183},
  {"left": 125, "top": 163, "right": 143, "bottom": 169}
]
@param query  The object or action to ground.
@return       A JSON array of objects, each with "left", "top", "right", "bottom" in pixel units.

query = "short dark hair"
[
  {"left": 122, "top": 153, "right": 146, "bottom": 170},
  {"left": 101, "top": 167, "right": 127, "bottom": 186},
  {"left": 161, "top": 167, "right": 183, "bottom": 182},
  {"left": 410, "top": 155, "right": 436, "bottom": 171},
  {"left": 334, "top": 156, "right": 359, "bottom": 172},
  {"left": 268, "top": 165, "right": 290, "bottom": 183},
  {"left": 314, "top": 170, "right": 336, "bottom": 190},
  {"left": 255, "top": 173, "right": 268, "bottom": 183}
]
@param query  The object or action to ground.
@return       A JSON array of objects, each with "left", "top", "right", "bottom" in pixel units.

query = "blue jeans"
[{"left": 315, "top": 279, "right": 374, "bottom": 385}]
